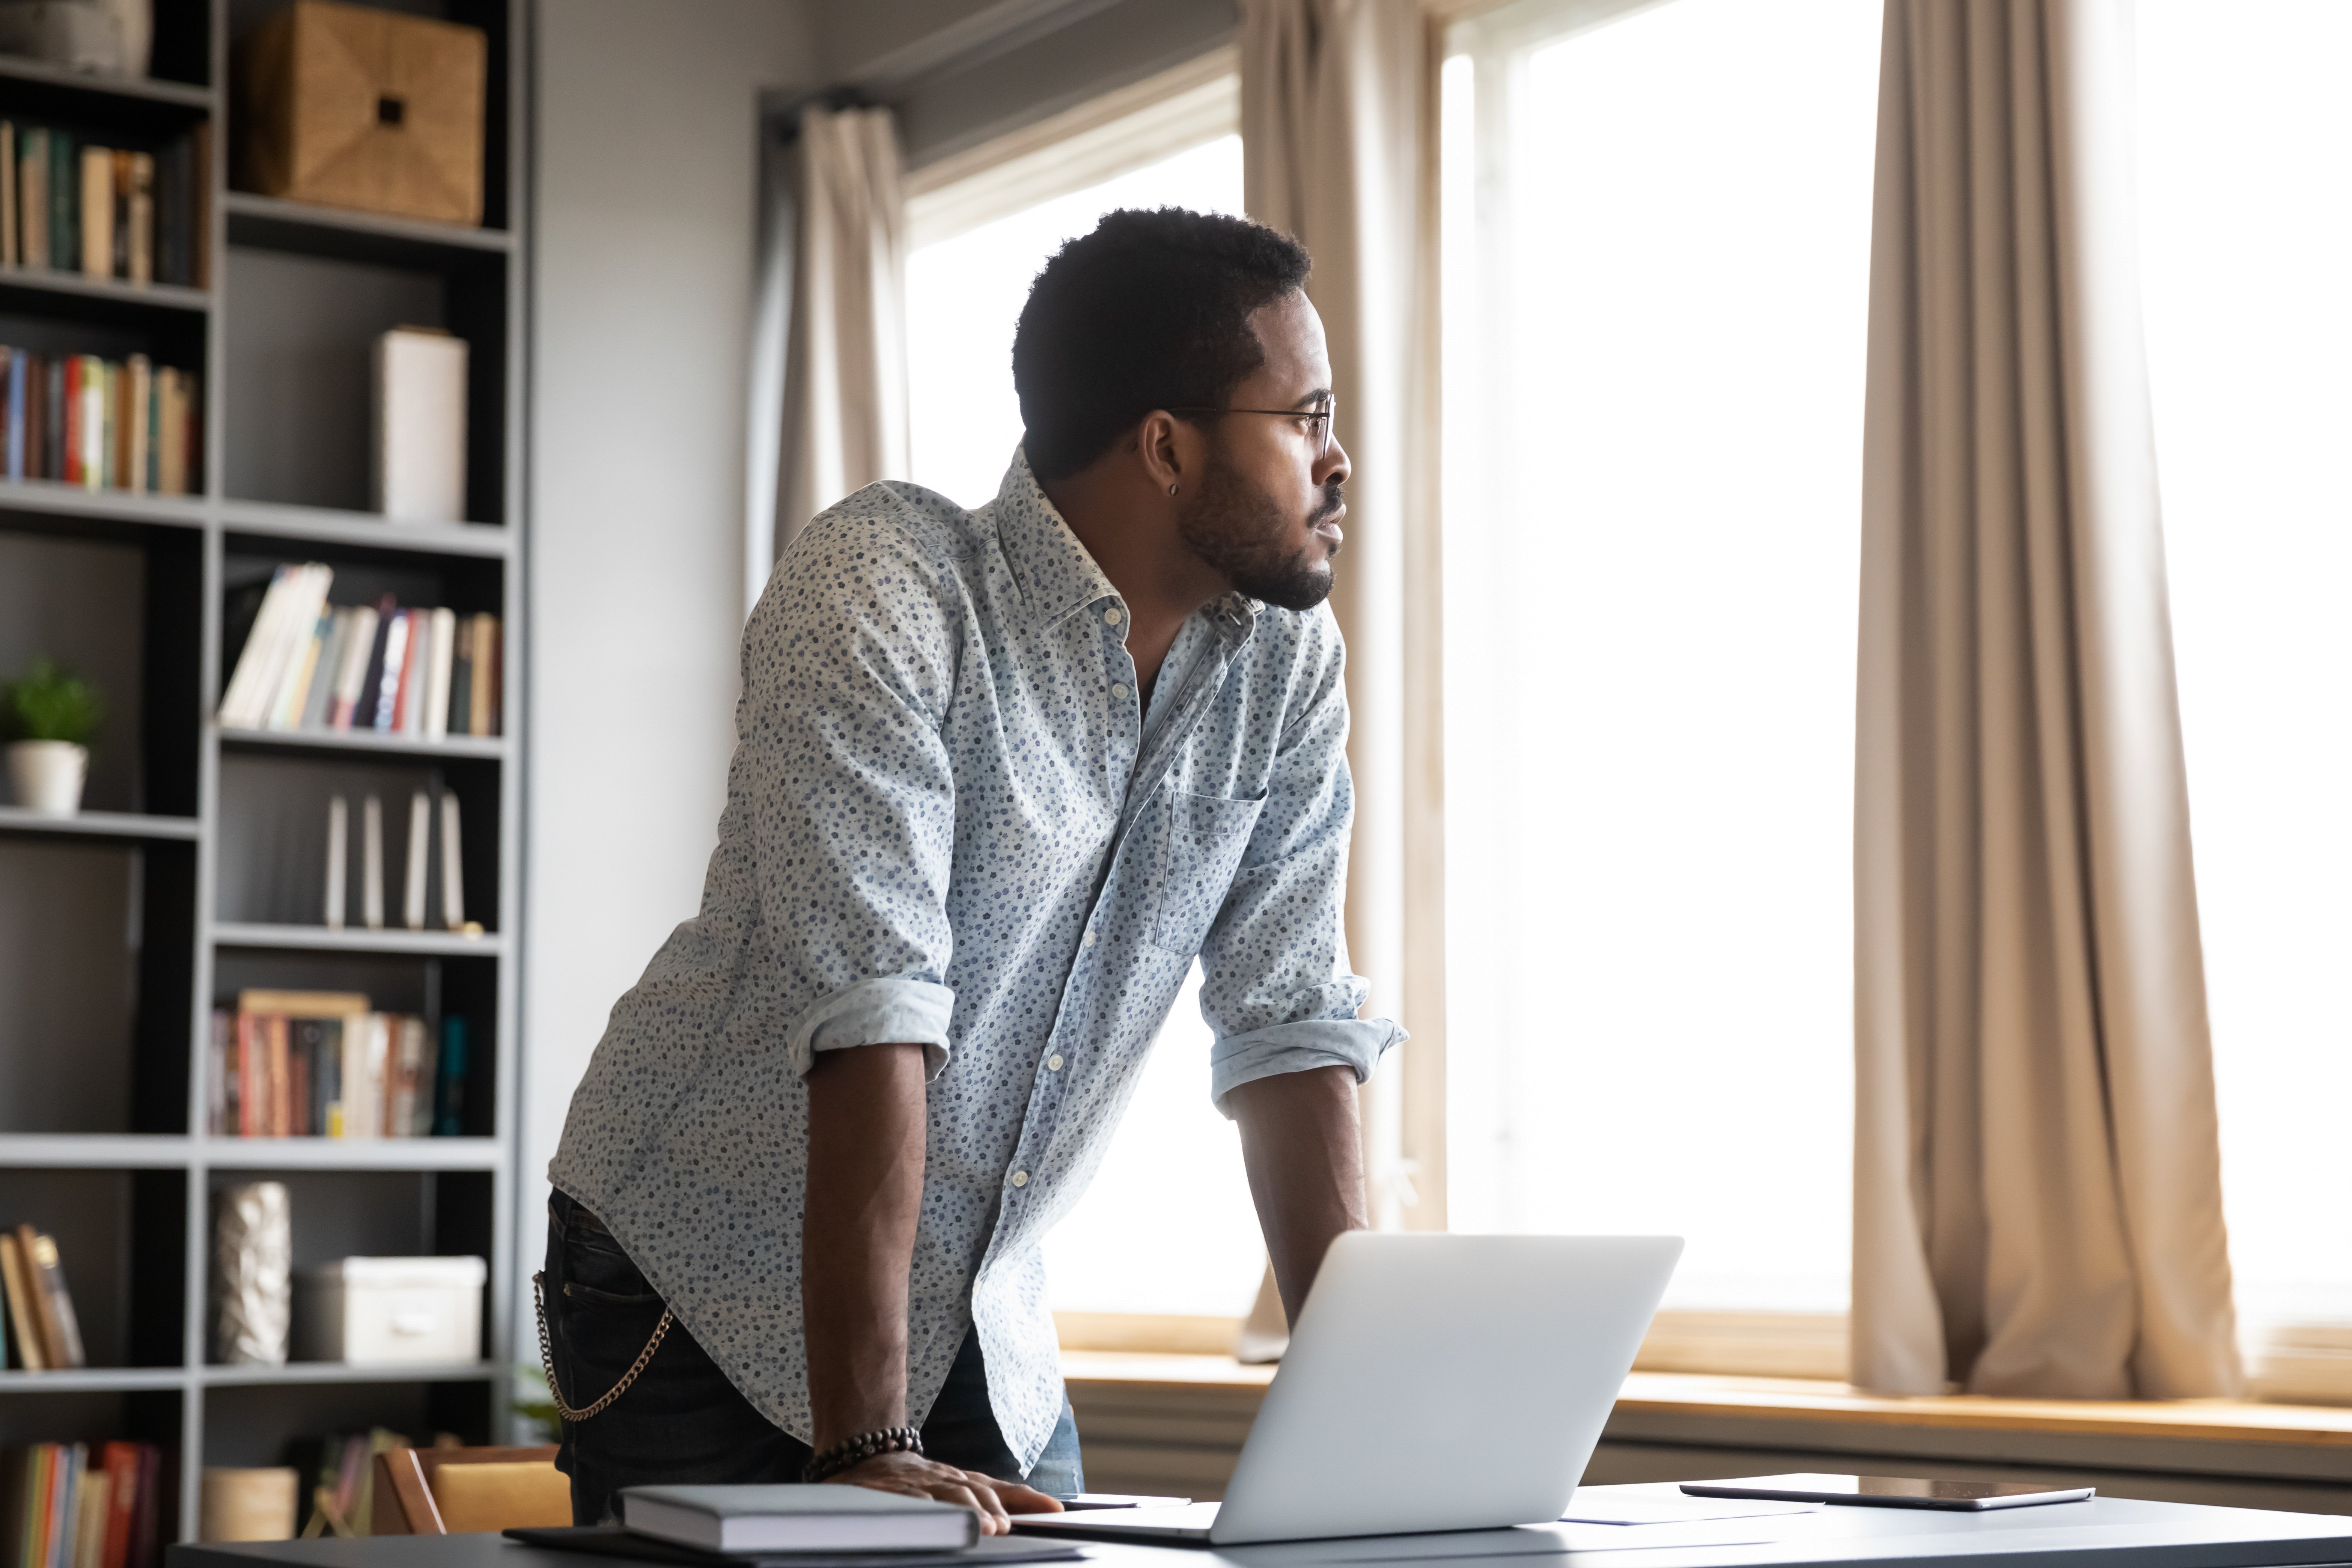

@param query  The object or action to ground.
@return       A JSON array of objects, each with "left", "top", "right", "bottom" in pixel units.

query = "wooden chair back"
[{"left": 370, "top": 1444, "right": 569, "bottom": 1534}]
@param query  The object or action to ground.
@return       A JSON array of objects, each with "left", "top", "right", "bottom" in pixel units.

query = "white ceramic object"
[
  {"left": 5, "top": 739, "right": 87, "bottom": 815},
  {"left": 293, "top": 1255, "right": 486, "bottom": 1365}
]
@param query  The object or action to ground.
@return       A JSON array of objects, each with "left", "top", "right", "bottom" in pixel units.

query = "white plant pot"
[{"left": 6, "top": 740, "right": 88, "bottom": 815}]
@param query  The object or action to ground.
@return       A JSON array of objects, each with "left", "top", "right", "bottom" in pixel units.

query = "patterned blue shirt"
[{"left": 548, "top": 451, "right": 1400, "bottom": 1472}]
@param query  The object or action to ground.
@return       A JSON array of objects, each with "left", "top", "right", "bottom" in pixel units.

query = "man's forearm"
[
  {"left": 1230, "top": 1065, "right": 1369, "bottom": 1324},
  {"left": 803, "top": 1042, "right": 929, "bottom": 1449}
]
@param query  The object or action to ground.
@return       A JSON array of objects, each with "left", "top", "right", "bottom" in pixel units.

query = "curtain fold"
[
  {"left": 748, "top": 104, "right": 910, "bottom": 592},
  {"left": 1240, "top": 0, "right": 1447, "bottom": 1229},
  {"left": 1851, "top": 0, "right": 2240, "bottom": 1397}
]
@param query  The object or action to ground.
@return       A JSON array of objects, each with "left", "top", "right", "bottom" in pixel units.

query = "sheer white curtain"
[
  {"left": 1441, "top": 0, "right": 1877, "bottom": 1314},
  {"left": 2137, "top": 0, "right": 2352, "bottom": 1385}
]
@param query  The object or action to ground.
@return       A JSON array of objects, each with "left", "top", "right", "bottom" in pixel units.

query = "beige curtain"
[
  {"left": 1240, "top": 0, "right": 1448, "bottom": 1231},
  {"left": 749, "top": 104, "right": 909, "bottom": 592},
  {"left": 1852, "top": 0, "right": 2240, "bottom": 1398}
]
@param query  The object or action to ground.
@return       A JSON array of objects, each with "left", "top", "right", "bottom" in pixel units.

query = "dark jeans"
[{"left": 543, "top": 1190, "right": 1083, "bottom": 1524}]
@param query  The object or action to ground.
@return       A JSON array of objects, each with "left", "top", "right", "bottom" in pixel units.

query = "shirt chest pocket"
[{"left": 1148, "top": 785, "right": 1266, "bottom": 956}]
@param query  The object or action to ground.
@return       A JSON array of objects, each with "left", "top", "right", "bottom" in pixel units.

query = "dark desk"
[{"left": 169, "top": 1485, "right": 2352, "bottom": 1568}]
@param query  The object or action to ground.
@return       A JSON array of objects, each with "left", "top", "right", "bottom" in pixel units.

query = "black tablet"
[{"left": 1682, "top": 1475, "right": 2095, "bottom": 1511}]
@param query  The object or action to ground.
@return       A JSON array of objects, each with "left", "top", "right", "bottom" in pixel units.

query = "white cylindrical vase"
[{"left": 5, "top": 740, "right": 87, "bottom": 815}]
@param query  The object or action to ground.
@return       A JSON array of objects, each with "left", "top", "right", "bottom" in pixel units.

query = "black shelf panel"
[
  {"left": 0, "top": 267, "right": 211, "bottom": 318},
  {"left": 0, "top": 55, "right": 215, "bottom": 118},
  {"left": 212, "top": 922, "right": 504, "bottom": 957},
  {"left": 0, "top": 806, "right": 200, "bottom": 842},
  {"left": 223, "top": 192, "right": 513, "bottom": 270},
  {"left": 219, "top": 499, "right": 513, "bottom": 559}
]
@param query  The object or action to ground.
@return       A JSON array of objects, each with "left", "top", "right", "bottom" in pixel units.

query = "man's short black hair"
[{"left": 1012, "top": 207, "right": 1312, "bottom": 482}]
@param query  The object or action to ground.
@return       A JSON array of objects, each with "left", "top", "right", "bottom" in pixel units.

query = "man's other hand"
[{"left": 822, "top": 1451, "right": 1064, "bottom": 1534}]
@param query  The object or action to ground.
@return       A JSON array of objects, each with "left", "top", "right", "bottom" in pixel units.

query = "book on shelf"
[
  {"left": 206, "top": 992, "right": 469, "bottom": 1140},
  {"left": 218, "top": 564, "right": 501, "bottom": 738},
  {"left": 328, "top": 790, "right": 468, "bottom": 932},
  {"left": 0, "top": 117, "right": 206, "bottom": 287},
  {"left": 0, "top": 1226, "right": 85, "bottom": 1372},
  {"left": 0, "top": 346, "right": 200, "bottom": 494},
  {"left": 0, "top": 1441, "right": 165, "bottom": 1568}
]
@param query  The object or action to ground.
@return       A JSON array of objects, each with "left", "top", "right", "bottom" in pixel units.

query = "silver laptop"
[{"left": 1015, "top": 1231, "right": 1682, "bottom": 1546}]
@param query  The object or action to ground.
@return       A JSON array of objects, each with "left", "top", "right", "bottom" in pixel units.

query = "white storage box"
[{"left": 293, "top": 1255, "right": 485, "bottom": 1365}]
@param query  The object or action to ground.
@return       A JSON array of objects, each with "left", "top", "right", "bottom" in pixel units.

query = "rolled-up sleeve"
[
  {"left": 1198, "top": 606, "right": 1405, "bottom": 1115},
  {"left": 736, "top": 515, "right": 963, "bottom": 1080}
]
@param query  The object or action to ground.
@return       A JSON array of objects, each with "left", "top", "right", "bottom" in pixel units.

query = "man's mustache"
[{"left": 1309, "top": 481, "right": 1345, "bottom": 526}]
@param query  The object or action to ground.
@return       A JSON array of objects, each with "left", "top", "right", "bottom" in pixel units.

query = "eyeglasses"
[{"left": 1167, "top": 393, "right": 1337, "bottom": 461}]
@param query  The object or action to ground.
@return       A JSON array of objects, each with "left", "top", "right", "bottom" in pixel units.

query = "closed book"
[
  {"left": 18, "top": 127, "right": 44, "bottom": 270},
  {"left": 60, "top": 354, "right": 78, "bottom": 484},
  {"left": 78, "top": 146, "right": 110, "bottom": 279},
  {"left": 237, "top": 990, "right": 369, "bottom": 1018},
  {"left": 1, "top": 120, "right": 14, "bottom": 267},
  {"left": 622, "top": 1487, "right": 977, "bottom": 1554},
  {"left": 208, "top": 1011, "right": 230, "bottom": 1134},
  {"left": 18, "top": 127, "right": 44, "bottom": 269},
  {"left": 17, "top": 1229, "right": 84, "bottom": 1369},
  {"left": 127, "top": 1444, "right": 159, "bottom": 1568},
  {"left": 71, "top": 1470, "right": 108, "bottom": 1568},
  {"left": 25, "top": 351, "right": 44, "bottom": 479},
  {"left": 7, "top": 348, "right": 23, "bottom": 478},
  {"left": 44, "top": 356, "right": 61, "bottom": 479},
  {"left": 423, "top": 606, "right": 456, "bottom": 739},
  {"left": 48, "top": 1443, "right": 80, "bottom": 1568},
  {"left": 78, "top": 355, "right": 103, "bottom": 491},
  {"left": 49, "top": 130, "right": 72, "bottom": 271},
  {"left": 96, "top": 1444, "right": 140, "bottom": 1568},
  {"left": 371, "top": 610, "right": 411, "bottom": 732},
  {"left": 469, "top": 613, "right": 497, "bottom": 736},
  {"left": 299, "top": 610, "right": 348, "bottom": 731},
  {"left": 123, "top": 354, "right": 149, "bottom": 492},
  {"left": 125, "top": 152, "right": 151, "bottom": 286},
  {"left": 155, "top": 368, "right": 184, "bottom": 494},
  {"left": 270, "top": 612, "right": 330, "bottom": 731},
  {"left": 0, "top": 1231, "right": 45, "bottom": 1370},
  {"left": 267, "top": 1015, "right": 291, "bottom": 1137},
  {"left": 447, "top": 616, "right": 473, "bottom": 735},
  {"left": 329, "top": 604, "right": 379, "bottom": 729}
]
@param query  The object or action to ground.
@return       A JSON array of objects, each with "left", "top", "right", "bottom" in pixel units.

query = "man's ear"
[{"left": 1137, "top": 411, "right": 1185, "bottom": 494}]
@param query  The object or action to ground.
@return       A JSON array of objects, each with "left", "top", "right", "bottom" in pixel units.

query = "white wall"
[{"left": 524, "top": 0, "right": 820, "bottom": 1285}]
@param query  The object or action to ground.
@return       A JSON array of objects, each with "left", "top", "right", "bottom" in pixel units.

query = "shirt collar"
[
  {"left": 994, "top": 447, "right": 1122, "bottom": 630},
  {"left": 991, "top": 446, "right": 1260, "bottom": 649}
]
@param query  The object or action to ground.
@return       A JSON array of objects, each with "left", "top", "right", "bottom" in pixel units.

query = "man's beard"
[{"left": 1175, "top": 448, "right": 1343, "bottom": 613}]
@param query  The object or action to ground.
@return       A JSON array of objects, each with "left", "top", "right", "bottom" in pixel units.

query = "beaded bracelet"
[{"left": 804, "top": 1425, "right": 924, "bottom": 1483}]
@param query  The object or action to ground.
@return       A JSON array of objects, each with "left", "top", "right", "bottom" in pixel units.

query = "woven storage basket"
[{"left": 236, "top": 0, "right": 486, "bottom": 226}]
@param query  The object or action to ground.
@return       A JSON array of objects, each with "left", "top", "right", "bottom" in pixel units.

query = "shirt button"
[
  {"left": 1048, "top": 1054, "right": 1065, "bottom": 1072},
  {"left": 1010, "top": 1170, "right": 1029, "bottom": 1188},
  {"left": 1110, "top": 683, "right": 1129, "bottom": 700},
  {"left": 1082, "top": 929, "right": 1097, "bottom": 947},
  {"left": 1104, "top": 606, "right": 1123, "bottom": 625}
]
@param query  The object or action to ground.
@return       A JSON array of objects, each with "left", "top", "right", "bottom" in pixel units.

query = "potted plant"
[{"left": 3, "top": 659, "right": 104, "bottom": 816}]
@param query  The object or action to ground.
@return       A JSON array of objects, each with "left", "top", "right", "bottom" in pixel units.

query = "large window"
[
  {"left": 1440, "top": 0, "right": 1880, "bottom": 1315},
  {"left": 2137, "top": 2, "right": 2352, "bottom": 1354},
  {"left": 902, "top": 89, "right": 1267, "bottom": 1320}
]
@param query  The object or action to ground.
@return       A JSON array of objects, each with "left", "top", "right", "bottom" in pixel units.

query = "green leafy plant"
[
  {"left": 1, "top": 659, "right": 104, "bottom": 746},
  {"left": 512, "top": 1361, "right": 559, "bottom": 1442}
]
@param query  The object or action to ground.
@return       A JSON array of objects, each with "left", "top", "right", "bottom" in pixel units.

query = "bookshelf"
[{"left": 0, "top": 0, "right": 527, "bottom": 1545}]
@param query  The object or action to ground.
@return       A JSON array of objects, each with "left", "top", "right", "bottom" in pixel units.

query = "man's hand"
[
  {"left": 1227, "top": 1065, "right": 1369, "bottom": 1323},
  {"left": 822, "top": 1451, "right": 1063, "bottom": 1534}
]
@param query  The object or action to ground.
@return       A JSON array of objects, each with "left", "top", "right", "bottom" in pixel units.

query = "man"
[{"left": 542, "top": 208, "right": 1402, "bottom": 1531}]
